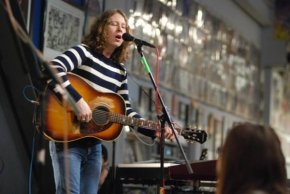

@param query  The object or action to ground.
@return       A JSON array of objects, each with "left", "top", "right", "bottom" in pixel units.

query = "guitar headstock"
[{"left": 181, "top": 127, "right": 207, "bottom": 144}]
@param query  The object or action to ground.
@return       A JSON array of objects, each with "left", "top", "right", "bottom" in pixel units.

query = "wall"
[
  {"left": 104, "top": 0, "right": 262, "bottom": 163},
  {"left": 194, "top": 0, "right": 261, "bottom": 49}
]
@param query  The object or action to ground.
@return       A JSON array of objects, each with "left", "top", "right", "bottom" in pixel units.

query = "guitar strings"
[{"left": 92, "top": 108, "right": 158, "bottom": 129}]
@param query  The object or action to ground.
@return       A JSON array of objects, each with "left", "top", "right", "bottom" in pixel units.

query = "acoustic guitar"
[{"left": 42, "top": 73, "right": 207, "bottom": 143}]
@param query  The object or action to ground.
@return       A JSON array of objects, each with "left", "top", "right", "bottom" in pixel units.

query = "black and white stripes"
[{"left": 49, "top": 44, "right": 156, "bottom": 138}]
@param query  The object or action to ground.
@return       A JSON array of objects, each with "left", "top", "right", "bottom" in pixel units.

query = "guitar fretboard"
[
  {"left": 91, "top": 109, "right": 207, "bottom": 144},
  {"left": 109, "top": 112, "right": 158, "bottom": 129}
]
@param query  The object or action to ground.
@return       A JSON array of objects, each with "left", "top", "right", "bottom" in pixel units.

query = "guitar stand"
[{"left": 135, "top": 44, "right": 193, "bottom": 193}]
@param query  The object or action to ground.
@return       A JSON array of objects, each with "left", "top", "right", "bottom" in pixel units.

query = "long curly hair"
[
  {"left": 82, "top": 9, "right": 131, "bottom": 64},
  {"left": 216, "top": 122, "right": 288, "bottom": 194}
]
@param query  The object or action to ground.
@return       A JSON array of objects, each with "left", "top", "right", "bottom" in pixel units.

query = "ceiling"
[{"left": 232, "top": 0, "right": 275, "bottom": 27}]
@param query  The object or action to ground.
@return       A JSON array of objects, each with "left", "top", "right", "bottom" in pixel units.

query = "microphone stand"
[
  {"left": 136, "top": 44, "right": 193, "bottom": 193},
  {"left": 111, "top": 140, "right": 116, "bottom": 194}
]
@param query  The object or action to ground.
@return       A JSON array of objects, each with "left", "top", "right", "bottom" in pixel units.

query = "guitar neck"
[
  {"left": 109, "top": 112, "right": 158, "bottom": 129},
  {"left": 92, "top": 109, "right": 207, "bottom": 144}
]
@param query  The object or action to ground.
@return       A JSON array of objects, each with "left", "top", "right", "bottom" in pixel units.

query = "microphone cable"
[
  {"left": 28, "top": 130, "right": 36, "bottom": 194},
  {"left": 22, "top": 84, "right": 40, "bottom": 194}
]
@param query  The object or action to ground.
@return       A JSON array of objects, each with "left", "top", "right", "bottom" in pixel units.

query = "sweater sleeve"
[
  {"left": 47, "top": 44, "right": 90, "bottom": 102},
  {"left": 117, "top": 71, "right": 156, "bottom": 139}
]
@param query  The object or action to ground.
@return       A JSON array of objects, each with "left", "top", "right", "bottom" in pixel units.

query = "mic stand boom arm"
[{"left": 136, "top": 44, "right": 193, "bottom": 192}]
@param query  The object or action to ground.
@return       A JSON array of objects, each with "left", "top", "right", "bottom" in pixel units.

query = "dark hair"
[
  {"left": 216, "top": 122, "right": 288, "bottom": 194},
  {"left": 82, "top": 9, "right": 131, "bottom": 63}
]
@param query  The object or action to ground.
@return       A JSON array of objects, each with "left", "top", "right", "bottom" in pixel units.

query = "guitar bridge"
[{"left": 79, "top": 121, "right": 110, "bottom": 134}]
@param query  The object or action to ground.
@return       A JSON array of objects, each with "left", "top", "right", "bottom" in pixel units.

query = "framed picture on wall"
[
  {"left": 83, "top": 0, "right": 104, "bottom": 35},
  {"left": 43, "top": 0, "right": 85, "bottom": 60}
]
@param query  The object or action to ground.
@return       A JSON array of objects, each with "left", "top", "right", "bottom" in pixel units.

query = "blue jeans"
[{"left": 49, "top": 141, "right": 102, "bottom": 194}]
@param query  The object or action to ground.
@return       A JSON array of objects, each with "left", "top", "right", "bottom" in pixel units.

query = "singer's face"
[{"left": 105, "top": 13, "right": 127, "bottom": 51}]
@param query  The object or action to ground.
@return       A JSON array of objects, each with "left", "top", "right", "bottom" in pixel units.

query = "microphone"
[{"left": 122, "top": 33, "right": 155, "bottom": 48}]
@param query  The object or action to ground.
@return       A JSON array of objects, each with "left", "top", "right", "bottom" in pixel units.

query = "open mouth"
[{"left": 115, "top": 35, "right": 122, "bottom": 40}]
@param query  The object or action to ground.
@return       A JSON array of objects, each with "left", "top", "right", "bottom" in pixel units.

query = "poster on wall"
[
  {"left": 270, "top": 71, "right": 290, "bottom": 167},
  {"left": 43, "top": 0, "right": 85, "bottom": 60},
  {"left": 83, "top": 0, "right": 103, "bottom": 35}
]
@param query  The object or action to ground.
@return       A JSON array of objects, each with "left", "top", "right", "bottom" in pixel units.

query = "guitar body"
[{"left": 42, "top": 74, "right": 126, "bottom": 142}]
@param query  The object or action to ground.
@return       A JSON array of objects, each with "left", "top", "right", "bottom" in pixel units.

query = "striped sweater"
[{"left": 49, "top": 44, "right": 155, "bottom": 139}]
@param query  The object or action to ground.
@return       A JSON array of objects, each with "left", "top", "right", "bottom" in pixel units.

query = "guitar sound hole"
[{"left": 92, "top": 106, "right": 110, "bottom": 126}]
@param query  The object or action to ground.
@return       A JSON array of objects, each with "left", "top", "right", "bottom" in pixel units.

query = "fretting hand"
[
  {"left": 155, "top": 126, "right": 175, "bottom": 140},
  {"left": 155, "top": 121, "right": 182, "bottom": 141}
]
